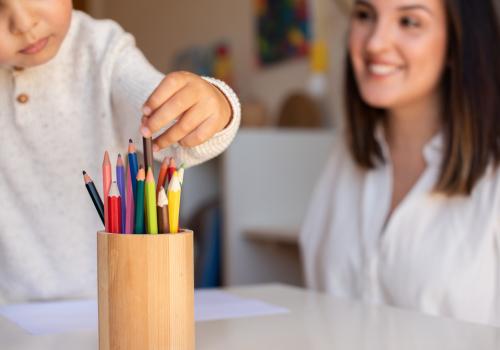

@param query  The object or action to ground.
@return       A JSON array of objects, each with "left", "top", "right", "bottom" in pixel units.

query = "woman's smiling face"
[{"left": 348, "top": 0, "right": 448, "bottom": 110}]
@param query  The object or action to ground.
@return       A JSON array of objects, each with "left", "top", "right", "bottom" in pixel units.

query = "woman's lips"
[{"left": 19, "top": 37, "right": 49, "bottom": 55}]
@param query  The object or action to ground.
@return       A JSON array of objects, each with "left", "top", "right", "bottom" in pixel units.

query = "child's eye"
[{"left": 400, "top": 16, "right": 420, "bottom": 28}]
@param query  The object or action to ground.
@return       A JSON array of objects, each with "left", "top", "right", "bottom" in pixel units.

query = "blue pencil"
[{"left": 128, "top": 139, "right": 139, "bottom": 203}]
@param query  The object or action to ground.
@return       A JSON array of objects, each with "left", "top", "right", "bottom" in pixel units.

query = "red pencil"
[
  {"left": 156, "top": 157, "right": 168, "bottom": 194},
  {"left": 167, "top": 157, "right": 176, "bottom": 183},
  {"left": 108, "top": 181, "right": 122, "bottom": 233}
]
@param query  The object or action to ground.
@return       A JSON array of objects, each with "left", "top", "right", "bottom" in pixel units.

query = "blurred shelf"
[{"left": 244, "top": 228, "right": 299, "bottom": 246}]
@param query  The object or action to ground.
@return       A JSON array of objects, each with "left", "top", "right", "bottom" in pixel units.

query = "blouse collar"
[{"left": 375, "top": 124, "right": 444, "bottom": 166}]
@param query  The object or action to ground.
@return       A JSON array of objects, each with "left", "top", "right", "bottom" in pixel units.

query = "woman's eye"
[
  {"left": 400, "top": 16, "right": 420, "bottom": 28},
  {"left": 353, "top": 8, "right": 373, "bottom": 21}
]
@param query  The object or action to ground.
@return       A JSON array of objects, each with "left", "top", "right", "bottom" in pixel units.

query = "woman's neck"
[{"left": 385, "top": 94, "right": 442, "bottom": 154}]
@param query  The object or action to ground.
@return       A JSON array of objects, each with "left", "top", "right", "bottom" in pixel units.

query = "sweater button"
[{"left": 17, "top": 94, "right": 29, "bottom": 104}]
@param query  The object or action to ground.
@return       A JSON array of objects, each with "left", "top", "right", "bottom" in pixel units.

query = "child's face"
[{"left": 0, "top": 0, "right": 72, "bottom": 68}]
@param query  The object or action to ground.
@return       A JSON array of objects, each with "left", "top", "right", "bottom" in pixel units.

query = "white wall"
[{"left": 88, "top": 0, "right": 350, "bottom": 125}]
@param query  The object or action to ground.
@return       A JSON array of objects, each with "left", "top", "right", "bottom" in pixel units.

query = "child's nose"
[{"left": 9, "top": 4, "right": 38, "bottom": 36}]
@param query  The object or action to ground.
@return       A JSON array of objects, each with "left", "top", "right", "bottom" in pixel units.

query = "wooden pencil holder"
[{"left": 97, "top": 230, "right": 195, "bottom": 350}]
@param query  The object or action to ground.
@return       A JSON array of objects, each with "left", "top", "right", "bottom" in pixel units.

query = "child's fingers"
[
  {"left": 152, "top": 104, "right": 208, "bottom": 150},
  {"left": 142, "top": 84, "right": 198, "bottom": 136},
  {"left": 179, "top": 117, "right": 220, "bottom": 148},
  {"left": 142, "top": 71, "right": 190, "bottom": 116}
]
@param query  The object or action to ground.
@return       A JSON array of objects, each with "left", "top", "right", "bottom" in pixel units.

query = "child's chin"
[{"left": 17, "top": 50, "right": 58, "bottom": 68}]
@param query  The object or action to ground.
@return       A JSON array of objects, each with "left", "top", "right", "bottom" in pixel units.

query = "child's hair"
[{"left": 344, "top": 0, "right": 500, "bottom": 196}]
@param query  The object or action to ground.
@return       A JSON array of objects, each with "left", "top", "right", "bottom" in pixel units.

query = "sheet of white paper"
[
  {"left": 0, "top": 300, "right": 97, "bottom": 336},
  {"left": 194, "top": 290, "right": 289, "bottom": 321},
  {"left": 0, "top": 290, "right": 289, "bottom": 335}
]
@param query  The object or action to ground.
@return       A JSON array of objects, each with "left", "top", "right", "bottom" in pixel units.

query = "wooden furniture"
[{"left": 221, "top": 129, "right": 334, "bottom": 286}]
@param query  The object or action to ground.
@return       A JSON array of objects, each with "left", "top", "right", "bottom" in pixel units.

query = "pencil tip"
[
  {"left": 82, "top": 170, "right": 86, "bottom": 175},
  {"left": 146, "top": 167, "right": 155, "bottom": 181},
  {"left": 129, "top": 138, "right": 133, "bottom": 143}
]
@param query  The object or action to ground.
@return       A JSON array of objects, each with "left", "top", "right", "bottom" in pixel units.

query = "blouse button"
[{"left": 17, "top": 94, "right": 29, "bottom": 104}]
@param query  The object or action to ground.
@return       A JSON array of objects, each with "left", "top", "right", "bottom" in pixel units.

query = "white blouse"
[{"left": 300, "top": 129, "right": 500, "bottom": 326}]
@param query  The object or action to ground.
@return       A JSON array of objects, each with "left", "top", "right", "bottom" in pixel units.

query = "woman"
[{"left": 300, "top": 0, "right": 500, "bottom": 326}]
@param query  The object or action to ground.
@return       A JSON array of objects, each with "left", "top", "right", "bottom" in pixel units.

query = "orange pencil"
[
  {"left": 102, "top": 151, "right": 112, "bottom": 232},
  {"left": 156, "top": 157, "right": 168, "bottom": 194}
]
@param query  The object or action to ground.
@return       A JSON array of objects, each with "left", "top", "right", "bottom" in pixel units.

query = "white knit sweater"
[{"left": 0, "top": 11, "right": 240, "bottom": 304}]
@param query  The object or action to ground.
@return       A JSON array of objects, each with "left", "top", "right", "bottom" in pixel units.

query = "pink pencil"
[
  {"left": 102, "top": 151, "right": 112, "bottom": 232},
  {"left": 125, "top": 161, "right": 135, "bottom": 233}
]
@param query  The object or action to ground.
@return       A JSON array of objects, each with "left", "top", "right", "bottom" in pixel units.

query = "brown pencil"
[
  {"left": 143, "top": 137, "right": 154, "bottom": 178},
  {"left": 157, "top": 186, "right": 169, "bottom": 233}
]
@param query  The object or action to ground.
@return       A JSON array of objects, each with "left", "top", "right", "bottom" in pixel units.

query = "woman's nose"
[{"left": 365, "top": 21, "right": 393, "bottom": 55}]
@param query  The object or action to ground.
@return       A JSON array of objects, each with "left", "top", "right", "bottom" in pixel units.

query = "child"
[
  {"left": 0, "top": 0, "right": 240, "bottom": 304},
  {"left": 301, "top": 0, "right": 500, "bottom": 326}
]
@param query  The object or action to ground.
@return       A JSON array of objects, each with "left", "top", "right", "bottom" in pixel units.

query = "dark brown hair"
[{"left": 345, "top": 0, "right": 500, "bottom": 195}]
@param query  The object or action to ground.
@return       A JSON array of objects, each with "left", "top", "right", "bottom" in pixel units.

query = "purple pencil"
[
  {"left": 125, "top": 161, "right": 135, "bottom": 233},
  {"left": 116, "top": 154, "right": 126, "bottom": 233}
]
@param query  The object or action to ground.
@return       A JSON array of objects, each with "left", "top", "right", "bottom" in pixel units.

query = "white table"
[{"left": 2, "top": 284, "right": 500, "bottom": 349}]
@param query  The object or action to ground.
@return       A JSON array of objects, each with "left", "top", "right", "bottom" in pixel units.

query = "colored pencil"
[
  {"left": 128, "top": 139, "right": 139, "bottom": 202},
  {"left": 167, "top": 157, "right": 176, "bottom": 183},
  {"left": 125, "top": 162, "right": 135, "bottom": 233},
  {"left": 102, "top": 151, "right": 112, "bottom": 232},
  {"left": 143, "top": 137, "right": 154, "bottom": 178},
  {"left": 134, "top": 167, "right": 145, "bottom": 234},
  {"left": 145, "top": 167, "right": 158, "bottom": 234},
  {"left": 82, "top": 170, "right": 105, "bottom": 225},
  {"left": 167, "top": 170, "right": 181, "bottom": 233},
  {"left": 108, "top": 182, "right": 121, "bottom": 233},
  {"left": 157, "top": 186, "right": 169, "bottom": 233},
  {"left": 156, "top": 157, "right": 168, "bottom": 194},
  {"left": 116, "top": 154, "right": 126, "bottom": 233}
]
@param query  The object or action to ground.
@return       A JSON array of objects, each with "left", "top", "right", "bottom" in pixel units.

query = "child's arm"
[{"left": 109, "top": 31, "right": 240, "bottom": 167}]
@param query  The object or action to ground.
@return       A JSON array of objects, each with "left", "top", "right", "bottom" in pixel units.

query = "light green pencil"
[{"left": 145, "top": 167, "right": 158, "bottom": 234}]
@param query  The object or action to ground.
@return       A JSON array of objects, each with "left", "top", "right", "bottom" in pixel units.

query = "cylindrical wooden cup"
[{"left": 97, "top": 230, "right": 195, "bottom": 350}]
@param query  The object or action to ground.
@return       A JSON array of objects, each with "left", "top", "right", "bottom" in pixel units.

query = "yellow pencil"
[{"left": 167, "top": 171, "right": 181, "bottom": 233}]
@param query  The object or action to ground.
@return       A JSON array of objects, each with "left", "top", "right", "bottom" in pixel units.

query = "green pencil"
[
  {"left": 145, "top": 167, "right": 158, "bottom": 234},
  {"left": 134, "top": 167, "right": 145, "bottom": 234}
]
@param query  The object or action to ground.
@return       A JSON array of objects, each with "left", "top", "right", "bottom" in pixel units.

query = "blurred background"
[{"left": 76, "top": 0, "right": 350, "bottom": 289}]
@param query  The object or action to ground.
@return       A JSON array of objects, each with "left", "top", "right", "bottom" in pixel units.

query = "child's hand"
[{"left": 140, "top": 71, "right": 232, "bottom": 151}]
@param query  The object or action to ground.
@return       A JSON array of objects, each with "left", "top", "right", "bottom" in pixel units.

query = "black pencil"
[{"left": 83, "top": 170, "right": 105, "bottom": 225}]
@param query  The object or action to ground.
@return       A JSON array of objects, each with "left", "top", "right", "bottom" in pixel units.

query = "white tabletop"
[{"left": 2, "top": 284, "right": 500, "bottom": 350}]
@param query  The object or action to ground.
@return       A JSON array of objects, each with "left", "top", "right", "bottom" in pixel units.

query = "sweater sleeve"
[{"left": 108, "top": 30, "right": 240, "bottom": 168}]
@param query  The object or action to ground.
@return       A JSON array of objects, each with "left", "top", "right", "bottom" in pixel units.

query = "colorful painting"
[{"left": 255, "top": 0, "right": 311, "bottom": 66}]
